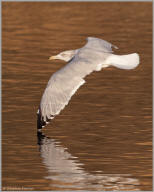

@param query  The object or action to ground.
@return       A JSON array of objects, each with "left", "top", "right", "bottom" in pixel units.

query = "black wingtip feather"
[
  {"left": 37, "top": 108, "right": 53, "bottom": 129},
  {"left": 37, "top": 110, "right": 44, "bottom": 129}
]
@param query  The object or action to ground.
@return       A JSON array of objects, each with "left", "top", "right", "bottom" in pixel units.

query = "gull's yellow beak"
[{"left": 49, "top": 56, "right": 57, "bottom": 60}]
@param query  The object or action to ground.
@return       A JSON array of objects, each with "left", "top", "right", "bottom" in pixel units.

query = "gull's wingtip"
[
  {"left": 113, "top": 45, "right": 119, "bottom": 49},
  {"left": 37, "top": 108, "right": 54, "bottom": 130}
]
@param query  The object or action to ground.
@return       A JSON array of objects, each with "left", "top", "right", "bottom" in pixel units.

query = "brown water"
[{"left": 2, "top": 2, "right": 152, "bottom": 191}]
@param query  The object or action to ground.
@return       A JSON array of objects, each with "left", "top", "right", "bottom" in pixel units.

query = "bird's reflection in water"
[{"left": 37, "top": 131, "right": 140, "bottom": 191}]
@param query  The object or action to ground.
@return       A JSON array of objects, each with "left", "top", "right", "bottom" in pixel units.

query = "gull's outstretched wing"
[
  {"left": 85, "top": 37, "right": 118, "bottom": 53},
  {"left": 37, "top": 66, "right": 85, "bottom": 128}
]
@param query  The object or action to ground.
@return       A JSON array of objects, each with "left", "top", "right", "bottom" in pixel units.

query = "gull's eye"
[{"left": 61, "top": 53, "right": 66, "bottom": 56}]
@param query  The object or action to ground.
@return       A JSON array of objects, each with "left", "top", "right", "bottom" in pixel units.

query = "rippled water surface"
[{"left": 2, "top": 2, "right": 152, "bottom": 191}]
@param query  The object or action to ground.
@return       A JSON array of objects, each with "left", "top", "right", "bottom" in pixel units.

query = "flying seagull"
[{"left": 37, "top": 37, "right": 139, "bottom": 130}]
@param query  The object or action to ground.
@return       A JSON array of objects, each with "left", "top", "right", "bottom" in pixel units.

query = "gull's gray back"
[{"left": 85, "top": 37, "right": 118, "bottom": 52}]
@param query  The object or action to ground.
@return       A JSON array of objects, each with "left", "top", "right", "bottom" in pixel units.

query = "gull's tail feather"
[{"left": 107, "top": 53, "right": 140, "bottom": 70}]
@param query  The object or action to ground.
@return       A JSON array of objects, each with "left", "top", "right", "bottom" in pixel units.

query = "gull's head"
[{"left": 49, "top": 50, "right": 76, "bottom": 62}]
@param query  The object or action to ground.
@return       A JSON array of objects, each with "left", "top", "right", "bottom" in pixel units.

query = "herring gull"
[{"left": 37, "top": 37, "right": 140, "bottom": 130}]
